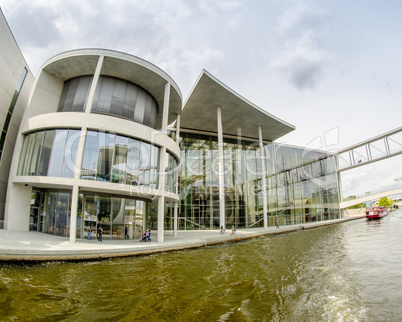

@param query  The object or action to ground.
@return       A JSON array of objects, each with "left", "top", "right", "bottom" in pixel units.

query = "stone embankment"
[{"left": 0, "top": 216, "right": 365, "bottom": 262}]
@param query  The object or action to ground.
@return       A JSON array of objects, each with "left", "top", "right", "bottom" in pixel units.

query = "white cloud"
[
  {"left": 269, "top": 2, "right": 332, "bottom": 90},
  {"left": 270, "top": 36, "right": 331, "bottom": 90}
]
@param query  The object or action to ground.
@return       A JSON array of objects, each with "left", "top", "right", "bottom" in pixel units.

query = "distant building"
[{"left": 1, "top": 10, "right": 341, "bottom": 242}]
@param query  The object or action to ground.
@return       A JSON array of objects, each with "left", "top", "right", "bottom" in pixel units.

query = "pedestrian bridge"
[
  {"left": 340, "top": 185, "right": 402, "bottom": 209},
  {"left": 337, "top": 126, "right": 402, "bottom": 172}
]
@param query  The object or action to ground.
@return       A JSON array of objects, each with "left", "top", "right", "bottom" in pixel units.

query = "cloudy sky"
[{"left": 1, "top": 0, "right": 402, "bottom": 197}]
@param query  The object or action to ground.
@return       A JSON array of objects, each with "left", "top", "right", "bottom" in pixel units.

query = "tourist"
[
  {"left": 220, "top": 226, "right": 225, "bottom": 235},
  {"left": 98, "top": 226, "right": 103, "bottom": 242},
  {"left": 146, "top": 228, "right": 151, "bottom": 242},
  {"left": 87, "top": 225, "right": 91, "bottom": 240},
  {"left": 231, "top": 225, "right": 236, "bottom": 235},
  {"left": 276, "top": 220, "right": 279, "bottom": 229}
]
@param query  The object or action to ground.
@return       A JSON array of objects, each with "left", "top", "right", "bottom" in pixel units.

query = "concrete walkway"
[{"left": 0, "top": 216, "right": 365, "bottom": 262}]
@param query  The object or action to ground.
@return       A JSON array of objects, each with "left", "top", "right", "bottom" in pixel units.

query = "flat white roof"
[{"left": 180, "top": 70, "right": 295, "bottom": 141}]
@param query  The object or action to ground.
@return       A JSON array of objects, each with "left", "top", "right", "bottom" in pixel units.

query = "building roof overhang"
[
  {"left": 180, "top": 70, "right": 295, "bottom": 142},
  {"left": 41, "top": 49, "right": 182, "bottom": 129}
]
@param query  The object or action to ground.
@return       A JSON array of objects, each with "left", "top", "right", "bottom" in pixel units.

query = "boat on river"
[{"left": 365, "top": 206, "right": 389, "bottom": 220}]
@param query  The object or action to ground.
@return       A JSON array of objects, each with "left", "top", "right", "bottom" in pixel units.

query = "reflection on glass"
[
  {"left": 18, "top": 129, "right": 79, "bottom": 178},
  {"left": 178, "top": 132, "right": 339, "bottom": 230}
]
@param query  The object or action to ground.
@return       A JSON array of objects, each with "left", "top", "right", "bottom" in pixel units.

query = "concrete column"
[
  {"left": 258, "top": 126, "right": 268, "bottom": 229},
  {"left": 176, "top": 114, "right": 181, "bottom": 144},
  {"left": 69, "top": 185, "right": 79, "bottom": 243},
  {"left": 157, "top": 195, "right": 165, "bottom": 242},
  {"left": 173, "top": 202, "right": 178, "bottom": 237},
  {"left": 158, "top": 146, "right": 167, "bottom": 242},
  {"left": 162, "top": 82, "right": 170, "bottom": 134},
  {"left": 217, "top": 106, "right": 225, "bottom": 230},
  {"left": 85, "top": 55, "right": 104, "bottom": 114},
  {"left": 335, "top": 154, "right": 343, "bottom": 218}
]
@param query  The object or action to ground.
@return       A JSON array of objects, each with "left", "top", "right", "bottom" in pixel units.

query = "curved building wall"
[
  {"left": 5, "top": 49, "right": 181, "bottom": 241},
  {"left": 0, "top": 10, "right": 35, "bottom": 228}
]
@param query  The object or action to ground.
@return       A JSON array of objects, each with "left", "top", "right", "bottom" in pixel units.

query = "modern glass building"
[
  {"left": 1, "top": 29, "right": 341, "bottom": 242},
  {"left": 170, "top": 71, "right": 340, "bottom": 231},
  {"left": 5, "top": 49, "right": 182, "bottom": 243}
]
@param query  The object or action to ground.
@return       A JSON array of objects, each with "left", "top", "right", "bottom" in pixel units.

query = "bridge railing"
[{"left": 337, "top": 126, "right": 402, "bottom": 172}]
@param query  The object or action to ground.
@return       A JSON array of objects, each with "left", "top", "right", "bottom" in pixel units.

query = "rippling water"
[{"left": 2, "top": 209, "right": 402, "bottom": 321}]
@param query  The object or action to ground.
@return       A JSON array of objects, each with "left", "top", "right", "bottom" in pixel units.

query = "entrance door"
[{"left": 29, "top": 207, "right": 39, "bottom": 231}]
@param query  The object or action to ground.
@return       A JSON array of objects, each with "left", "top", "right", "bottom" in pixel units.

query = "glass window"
[
  {"left": 112, "top": 135, "right": 128, "bottom": 183},
  {"left": 126, "top": 138, "right": 141, "bottom": 185},
  {"left": 22, "top": 133, "right": 36, "bottom": 175},
  {"left": 58, "top": 76, "right": 92, "bottom": 112},
  {"left": 123, "top": 83, "right": 137, "bottom": 119},
  {"left": 81, "top": 131, "right": 99, "bottom": 180},
  {"left": 139, "top": 141, "right": 151, "bottom": 186},
  {"left": 61, "top": 130, "right": 80, "bottom": 178},
  {"left": 97, "top": 132, "right": 115, "bottom": 182},
  {"left": 47, "top": 129, "right": 68, "bottom": 177},
  {"left": 150, "top": 145, "right": 159, "bottom": 188},
  {"left": 37, "top": 130, "right": 55, "bottom": 176},
  {"left": 133, "top": 88, "right": 146, "bottom": 124},
  {"left": 17, "top": 134, "right": 29, "bottom": 175},
  {"left": 28, "top": 131, "right": 44, "bottom": 176}
]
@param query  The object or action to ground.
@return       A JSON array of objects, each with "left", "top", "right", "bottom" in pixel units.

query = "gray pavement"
[{"left": 0, "top": 216, "right": 364, "bottom": 262}]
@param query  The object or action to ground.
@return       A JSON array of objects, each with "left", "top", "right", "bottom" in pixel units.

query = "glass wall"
[
  {"left": 81, "top": 130, "right": 178, "bottom": 191},
  {"left": 18, "top": 129, "right": 80, "bottom": 178},
  {"left": 81, "top": 194, "right": 147, "bottom": 240},
  {"left": 29, "top": 190, "right": 71, "bottom": 237},
  {"left": 92, "top": 76, "right": 158, "bottom": 128},
  {"left": 29, "top": 190, "right": 148, "bottom": 239},
  {"left": 177, "top": 131, "right": 340, "bottom": 230},
  {"left": 58, "top": 75, "right": 158, "bottom": 128}
]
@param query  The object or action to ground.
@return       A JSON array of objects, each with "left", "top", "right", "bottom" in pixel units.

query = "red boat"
[{"left": 365, "top": 206, "right": 389, "bottom": 220}]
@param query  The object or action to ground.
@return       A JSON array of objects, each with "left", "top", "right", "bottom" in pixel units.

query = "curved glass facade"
[
  {"left": 17, "top": 129, "right": 80, "bottom": 178},
  {"left": 17, "top": 129, "right": 178, "bottom": 192},
  {"left": 81, "top": 130, "right": 178, "bottom": 192},
  {"left": 176, "top": 131, "right": 340, "bottom": 230},
  {"left": 92, "top": 76, "right": 158, "bottom": 128},
  {"left": 81, "top": 130, "right": 159, "bottom": 187},
  {"left": 57, "top": 75, "right": 158, "bottom": 128}
]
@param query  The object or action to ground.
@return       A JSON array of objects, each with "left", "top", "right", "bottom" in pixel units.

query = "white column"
[
  {"left": 69, "top": 185, "right": 79, "bottom": 243},
  {"left": 157, "top": 146, "right": 167, "bottom": 242},
  {"left": 173, "top": 202, "right": 178, "bottom": 237},
  {"left": 162, "top": 82, "right": 170, "bottom": 134},
  {"left": 217, "top": 106, "right": 225, "bottom": 230},
  {"left": 176, "top": 114, "right": 181, "bottom": 144},
  {"left": 85, "top": 55, "right": 104, "bottom": 114},
  {"left": 258, "top": 126, "right": 268, "bottom": 229},
  {"left": 157, "top": 195, "right": 165, "bottom": 242}
]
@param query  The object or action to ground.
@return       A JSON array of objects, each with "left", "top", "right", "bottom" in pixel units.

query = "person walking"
[
  {"left": 98, "top": 226, "right": 103, "bottom": 242},
  {"left": 87, "top": 225, "right": 91, "bottom": 240},
  {"left": 231, "top": 225, "right": 236, "bottom": 235},
  {"left": 276, "top": 220, "right": 279, "bottom": 229},
  {"left": 220, "top": 226, "right": 225, "bottom": 235}
]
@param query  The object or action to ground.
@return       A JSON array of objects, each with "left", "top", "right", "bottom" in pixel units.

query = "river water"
[{"left": 1, "top": 209, "right": 402, "bottom": 321}]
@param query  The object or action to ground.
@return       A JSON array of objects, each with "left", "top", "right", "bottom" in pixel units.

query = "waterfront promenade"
[{"left": 0, "top": 216, "right": 364, "bottom": 262}]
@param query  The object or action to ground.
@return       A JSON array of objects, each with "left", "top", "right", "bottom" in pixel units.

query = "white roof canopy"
[{"left": 180, "top": 70, "right": 295, "bottom": 141}]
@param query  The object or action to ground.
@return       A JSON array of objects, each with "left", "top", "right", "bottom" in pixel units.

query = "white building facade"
[{"left": 4, "top": 49, "right": 182, "bottom": 242}]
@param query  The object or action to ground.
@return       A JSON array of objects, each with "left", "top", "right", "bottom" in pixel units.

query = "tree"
[{"left": 378, "top": 197, "right": 391, "bottom": 207}]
